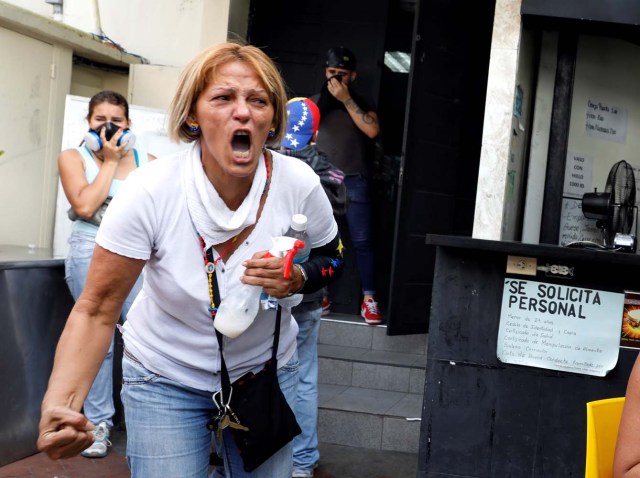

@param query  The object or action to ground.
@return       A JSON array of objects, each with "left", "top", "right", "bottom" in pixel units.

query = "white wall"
[
  {"left": 0, "top": 26, "right": 72, "bottom": 247},
  {"left": 5, "top": 0, "right": 234, "bottom": 67},
  {"left": 62, "top": 0, "right": 231, "bottom": 68},
  {"left": 2, "top": 0, "right": 51, "bottom": 17},
  {"left": 128, "top": 64, "right": 180, "bottom": 112},
  {"left": 70, "top": 64, "right": 129, "bottom": 98},
  {"left": 0, "top": 0, "right": 237, "bottom": 247}
]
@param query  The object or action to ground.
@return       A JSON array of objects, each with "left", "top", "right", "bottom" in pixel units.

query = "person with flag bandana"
[{"left": 280, "top": 97, "right": 345, "bottom": 478}]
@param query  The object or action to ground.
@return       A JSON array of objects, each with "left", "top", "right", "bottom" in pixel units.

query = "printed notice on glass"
[
  {"left": 497, "top": 279, "right": 624, "bottom": 376},
  {"left": 585, "top": 100, "right": 627, "bottom": 144}
]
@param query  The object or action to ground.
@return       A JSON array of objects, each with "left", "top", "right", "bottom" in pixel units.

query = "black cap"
[{"left": 326, "top": 46, "right": 356, "bottom": 70}]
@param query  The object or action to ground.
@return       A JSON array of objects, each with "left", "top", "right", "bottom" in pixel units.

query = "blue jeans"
[
  {"left": 344, "top": 175, "right": 376, "bottom": 295},
  {"left": 122, "top": 352, "right": 299, "bottom": 478},
  {"left": 291, "top": 301, "right": 322, "bottom": 474},
  {"left": 65, "top": 230, "right": 143, "bottom": 428}
]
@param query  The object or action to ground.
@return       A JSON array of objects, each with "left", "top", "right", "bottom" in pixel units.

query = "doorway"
[{"left": 248, "top": 0, "right": 413, "bottom": 316}]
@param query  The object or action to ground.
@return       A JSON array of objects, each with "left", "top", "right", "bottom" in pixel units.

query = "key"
[
  {"left": 207, "top": 414, "right": 222, "bottom": 432},
  {"left": 226, "top": 419, "right": 249, "bottom": 432},
  {"left": 223, "top": 409, "right": 249, "bottom": 432},
  {"left": 216, "top": 414, "right": 230, "bottom": 442}
]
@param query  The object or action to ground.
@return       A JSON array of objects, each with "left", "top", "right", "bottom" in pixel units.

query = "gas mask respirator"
[{"left": 83, "top": 122, "right": 136, "bottom": 152}]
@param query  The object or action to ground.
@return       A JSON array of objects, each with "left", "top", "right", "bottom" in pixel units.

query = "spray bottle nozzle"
[
  {"left": 263, "top": 237, "right": 306, "bottom": 279},
  {"left": 282, "top": 239, "right": 304, "bottom": 279}
]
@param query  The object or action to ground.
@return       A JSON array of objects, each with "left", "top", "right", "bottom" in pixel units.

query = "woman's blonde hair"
[{"left": 168, "top": 42, "right": 287, "bottom": 148}]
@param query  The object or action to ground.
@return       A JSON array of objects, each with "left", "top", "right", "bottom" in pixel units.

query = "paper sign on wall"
[
  {"left": 497, "top": 279, "right": 623, "bottom": 376},
  {"left": 563, "top": 151, "right": 593, "bottom": 199},
  {"left": 558, "top": 197, "right": 602, "bottom": 246},
  {"left": 585, "top": 100, "right": 628, "bottom": 144}
]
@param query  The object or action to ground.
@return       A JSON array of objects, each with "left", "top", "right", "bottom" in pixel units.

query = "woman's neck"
[
  {"left": 203, "top": 167, "right": 253, "bottom": 211},
  {"left": 201, "top": 151, "right": 271, "bottom": 211}
]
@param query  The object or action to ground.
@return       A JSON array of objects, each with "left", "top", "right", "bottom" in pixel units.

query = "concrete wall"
[
  {"left": 0, "top": 26, "right": 71, "bottom": 247},
  {"left": 2, "top": 0, "right": 50, "bottom": 17},
  {"left": 0, "top": 0, "right": 235, "bottom": 247}
]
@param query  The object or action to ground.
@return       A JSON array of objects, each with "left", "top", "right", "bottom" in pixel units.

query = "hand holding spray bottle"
[
  {"left": 213, "top": 216, "right": 307, "bottom": 338},
  {"left": 275, "top": 214, "right": 310, "bottom": 308}
]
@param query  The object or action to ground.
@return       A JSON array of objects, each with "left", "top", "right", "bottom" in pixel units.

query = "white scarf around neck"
[{"left": 184, "top": 142, "right": 267, "bottom": 250}]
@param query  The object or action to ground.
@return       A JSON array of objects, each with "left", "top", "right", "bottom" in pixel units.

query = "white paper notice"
[
  {"left": 563, "top": 152, "right": 593, "bottom": 199},
  {"left": 585, "top": 100, "right": 628, "bottom": 144},
  {"left": 558, "top": 197, "right": 602, "bottom": 246},
  {"left": 497, "top": 279, "right": 623, "bottom": 376}
]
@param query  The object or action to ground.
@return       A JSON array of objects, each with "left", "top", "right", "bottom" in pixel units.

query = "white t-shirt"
[{"left": 96, "top": 147, "right": 338, "bottom": 392}]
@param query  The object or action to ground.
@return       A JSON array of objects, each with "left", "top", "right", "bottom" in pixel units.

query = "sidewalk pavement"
[{"left": 0, "top": 427, "right": 417, "bottom": 478}]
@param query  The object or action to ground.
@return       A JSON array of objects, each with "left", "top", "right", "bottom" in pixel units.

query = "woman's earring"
[
  {"left": 188, "top": 122, "right": 201, "bottom": 133},
  {"left": 267, "top": 127, "right": 276, "bottom": 138}
]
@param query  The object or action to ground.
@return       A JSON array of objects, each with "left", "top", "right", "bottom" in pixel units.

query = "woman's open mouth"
[{"left": 231, "top": 131, "right": 251, "bottom": 159}]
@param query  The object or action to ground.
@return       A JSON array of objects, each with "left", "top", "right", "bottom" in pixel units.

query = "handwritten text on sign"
[
  {"left": 563, "top": 152, "right": 593, "bottom": 199},
  {"left": 497, "top": 279, "right": 623, "bottom": 376},
  {"left": 559, "top": 197, "right": 601, "bottom": 246},
  {"left": 585, "top": 100, "right": 628, "bottom": 144}
]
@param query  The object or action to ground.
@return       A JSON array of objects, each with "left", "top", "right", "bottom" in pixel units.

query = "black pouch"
[
  {"left": 67, "top": 197, "right": 111, "bottom": 226},
  {"left": 213, "top": 298, "right": 300, "bottom": 471}
]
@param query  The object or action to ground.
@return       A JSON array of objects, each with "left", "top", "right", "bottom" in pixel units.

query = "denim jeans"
[
  {"left": 291, "top": 300, "right": 322, "bottom": 474},
  {"left": 122, "top": 351, "right": 299, "bottom": 478},
  {"left": 344, "top": 175, "right": 376, "bottom": 295},
  {"left": 65, "top": 230, "right": 143, "bottom": 428}
]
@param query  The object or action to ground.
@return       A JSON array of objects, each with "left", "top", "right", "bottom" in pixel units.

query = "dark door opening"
[
  {"left": 248, "top": 0, "right": 496, "bottom": 333},
  {"left": 370, "top": 1, "right": 415, "bottom": 313},
  {"left": 387, "top": 0, "right": 496, "bottom": 334},
  {"left": 248, "top": 0, "right": 412, "bottom": 317}
]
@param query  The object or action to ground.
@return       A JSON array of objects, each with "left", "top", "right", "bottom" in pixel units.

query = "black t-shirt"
[{"left": 311, "top": 86, "right": 375, "bottom": 177}]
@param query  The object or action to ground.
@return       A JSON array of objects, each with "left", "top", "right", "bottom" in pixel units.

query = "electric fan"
[{"left": 580, "top": 160, "right": 638, "bottom": 252}]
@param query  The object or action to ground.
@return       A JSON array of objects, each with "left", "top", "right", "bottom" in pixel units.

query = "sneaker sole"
[
  {"left": 81, "top": 451, "right": 108, "bottom": 458},
  {"left": 361, "top": 313, "right": 382, "bottom": 325}
]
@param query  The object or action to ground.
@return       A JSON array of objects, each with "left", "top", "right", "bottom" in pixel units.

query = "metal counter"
[{"left": 0, "top": 246, "right": 74, "bottom": 466}]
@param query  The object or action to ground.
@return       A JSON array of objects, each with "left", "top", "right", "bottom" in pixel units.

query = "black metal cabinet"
[
  {"left": 419, "top": 235, "right": 640, "bottom": 478},
  {"left": 0, "top": 247, "right": 73, "bottom": 466}
]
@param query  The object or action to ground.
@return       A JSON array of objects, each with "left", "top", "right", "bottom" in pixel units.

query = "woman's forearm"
[{"left": 42, "top": 306, "right": 119, "bottom": 413}]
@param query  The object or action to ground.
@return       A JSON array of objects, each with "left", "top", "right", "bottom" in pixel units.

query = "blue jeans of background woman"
[
  {"left": 122, "top": 352, "right": 299, "bottom": 478},
  {"left": 65, "top": 230, "right": 143, "bottom": 428},
  {"left": 344, "top": 175, "right": 376, "bottom": 295},
  {"left": 291, "top": 300, "right": 322, "bottom": 476}
]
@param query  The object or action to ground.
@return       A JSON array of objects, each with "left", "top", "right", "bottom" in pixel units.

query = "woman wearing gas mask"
[{"left": 58, "top": 90, "right": 155, "bottom": 458}]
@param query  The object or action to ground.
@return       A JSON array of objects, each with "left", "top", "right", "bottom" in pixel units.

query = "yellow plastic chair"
[{"left": 585, "top": 397, "right": 626, "bottom": 478}]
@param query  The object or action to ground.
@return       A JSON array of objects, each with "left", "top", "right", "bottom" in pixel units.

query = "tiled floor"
[
  {"left": 0, "top": 446, "right": 130, "bottom": 478},
  {"left": 0, "top": 428, "right": 418, "bottom": 478}
]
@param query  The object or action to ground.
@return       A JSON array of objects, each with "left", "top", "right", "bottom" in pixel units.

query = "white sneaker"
[
  {"left": 81, "top": 421, "right": 111, "bottom": 458},
  {"left": 292, "top": 461, "right": 319, "bottom": 477},
  {"left": 292, "top": 470, "right": 314, "bottom": 478}
]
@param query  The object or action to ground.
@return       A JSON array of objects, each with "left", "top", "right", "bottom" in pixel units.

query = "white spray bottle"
[{"left": 214, "top": 237, "right": 305, "bottom": 338}]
